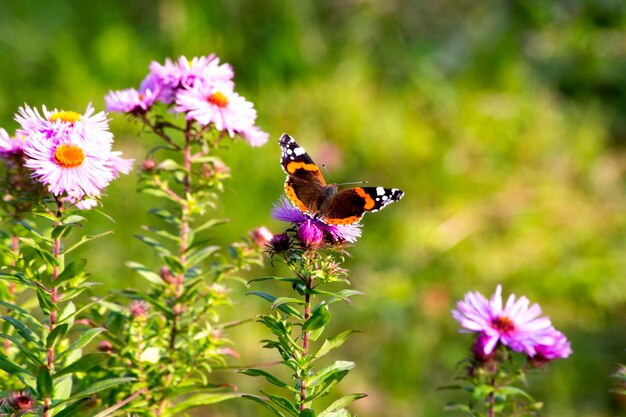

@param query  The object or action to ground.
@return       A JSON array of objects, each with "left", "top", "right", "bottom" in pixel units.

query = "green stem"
[
  {"left": 43, "top": 200, "right": 63, "bottom": 417},
  {"left": 300, "top": 277, "right": 312, "bottom": 411}
]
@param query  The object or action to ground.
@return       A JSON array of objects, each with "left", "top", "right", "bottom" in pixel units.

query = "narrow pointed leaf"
[
  {"left": 169, "top": 393, "right": 240, "bottom": 414},
  {"left": 53, "top": 353, "right": 110, "bottom": 379},
  {"left": 37, "top": 365, "right": 54, "bottom": 397},
  {"left": 55, "top": 258, "right": 88, "bottom": 285},
  {"left": 318, "top": 394, "right": 367, "bottom": 417},
  {"left": 71, "top": 377, "right": 135, "bottom": 400},
  {"left": 64, "top": 231, "right": 113, "bottom": 254},
  {"left": 125, "top": 261, "right": 165, "bottom": 286},
  {"left": 314, "top": 330, "right": 360, "bottom": 360},
  {"left": 241, "top": 394, "right": 286, "bottom": 417},
  {"left": 57, "top": 328, "right": 105, "bottom": 360}
]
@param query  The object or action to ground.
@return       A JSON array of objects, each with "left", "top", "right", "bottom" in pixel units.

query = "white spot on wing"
[
  {"left": 376, "top": 187, "right": 385, "bottom": 196},
  {"left": 294, "top": 147, "right": 306, "bottom": 156}
]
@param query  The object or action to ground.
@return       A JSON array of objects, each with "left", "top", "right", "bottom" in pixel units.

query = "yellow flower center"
[
  {"left": 49, "top": 111, "right": 81, "bottom": 125},
  {"left": 54, "top": 144, "right": 85, "bottom": 168},
  {"left": 207, "top": 92, "right": 229, "bottom": 108}
]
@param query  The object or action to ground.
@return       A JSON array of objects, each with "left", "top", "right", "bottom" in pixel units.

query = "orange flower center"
[
  {"left": 491, "top": 316, "right": 515, "bottom": 334},
  {"left": 49, "top": 110, "right": 81, "bottom": 124},
  {"left": 54, "top": 144, "right": 85, "bottom": 168},
  {"left": 207, "top": 91, "right": 229, "bottom": 108}
]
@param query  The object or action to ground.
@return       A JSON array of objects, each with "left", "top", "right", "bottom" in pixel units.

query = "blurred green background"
[{"left": 1, "top": 1, "right": 626, "bottom": 416}]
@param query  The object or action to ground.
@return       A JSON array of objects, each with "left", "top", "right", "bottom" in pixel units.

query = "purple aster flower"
[
  {"left": 175, "top": 82, "right": 257, "bottom": 137},
  {"left": 452, "top": 285, "right": 555, "bottom": 356},
  {"left": 105, "top": 87, "right": 159, "bottom": 114},
  {"left": 298, "top": 218, "right": 325, "bottom": 247},
  {"left": 240, "top": 125, "right": 269, "bottom": 147},
  {"left": 533, "top": 329, "right": 572, "bottom": 361},
  {"left": 148, "top": 55, "right": 234, "bottom": 100},
  {"left": 271, "top": 198, "right": 362, "bottom": 244},
  {"left": 0, "top": 128, "right": 25, "bottom": 157}
]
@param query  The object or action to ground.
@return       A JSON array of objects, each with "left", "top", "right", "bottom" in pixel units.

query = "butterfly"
[{"left": 279, "top": 133, "right": 404, "bottom": 225}]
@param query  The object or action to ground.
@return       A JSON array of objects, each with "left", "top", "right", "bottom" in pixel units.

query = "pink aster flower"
[
  {"left": 271, "top": 197, "right": 362, "bottom": 244},
  {"left": 105, "top": 87, "right": 159, "bottom": 114},
  {"left": 240, "top": 125, "right": 269, "bottom": 147},
  {"left": 452, "top": 285, "right": 555, "bottom": 356},
  {"left": 533, "top": 329, "right": 572, "bottom": 361},
  {"left": 15, "top": 103, "right": 113, "bottom": 148},
  {"left": 175, "top": 82, "right": 257, "bottom": 137},
  {"left": 0, "top": 128, "right": 26, "bottom": 157},
  {"left": 16, "top": 104, "right": 133, "bottom": 201}
]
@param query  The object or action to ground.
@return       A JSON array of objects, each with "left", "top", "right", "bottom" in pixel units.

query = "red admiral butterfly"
[{"left": 279, "top": 133, "right": 404, "bottom": 225}]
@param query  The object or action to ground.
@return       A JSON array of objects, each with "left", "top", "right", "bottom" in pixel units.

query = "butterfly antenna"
[
  {"left": 336, "top": 180, "right": 368, "bottom": 187},
  {"left": 321, "top": 163, "right": 330, "bottom": 176}
]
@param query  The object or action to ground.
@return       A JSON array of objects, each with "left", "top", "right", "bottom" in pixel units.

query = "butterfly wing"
[
  {"left": 322, "top": 187, "right": 404, "bottom": 225},
  {"left": 279, "top": 134, "right": 327, "bottom": 214}
]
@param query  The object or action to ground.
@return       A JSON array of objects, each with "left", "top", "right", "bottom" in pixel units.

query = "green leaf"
[
  {"left": 314, "top": 330, "right": 360, "bottom": 360},
  {"left": 300, "top": 409, "right": 316, "bottom": 417},
  {"left": 262, "top": 391, "right": 300, "bottom": 416},
  {"left": 142, "top": 225, "right": 181, "bottom": 243},
  {"left": 2, "top": 316, "right": 41, "bottom": 345},
  {"left": 302, "top": 307, "right": 331, "bottom": 332},
  {"left": 194, "top": 218, "right": 228, "bottom": 233},
  {"left": 125, "top": 261, "right": 165, "bottom": 286},
  {"left": 11, "top": 219, "right": 45, "bottom": 238},
  {"left": 0, "top": 300, "right": 44, "bottom": 330},
  {"left": 37, "top": 365, "right": 54, "bottom": 397},
  {"left": 57, "top": 328, "right": 105, "bottom": 360},
  {"left": 163, "top": 255, "right": 184, "bottom": 273},
  {"left": 64, "top": 231, "right": 113, "bottom": 254},
  {"left": 53, "top": 353, "right": 110, "bottom": 379},
  {"left": 248, "top": 276, "right": 303, "bottom": 285},
  {"left": 36, "top": 286, "right": 57, "bottom": 313},
  {"left": 272, "top": 297, "right": 307, "bottom": 309},
  {"left": 46, "top": 323, "right": 69, "bottom": 349},
  {"left": 318, "top": 394, "right": 367, "bottom": 417},
  {"left": 248, "top": 292, "right": 303, "bottom": 319},
  {"left": 56, "top": 258, "right": 88, "bottom": 286},
  {"left": 62, "top": 215, "right": 86, "bottom": 225},
  {"left": 498, "top": 386, "right": 535, "bottom": 401},
  {"left": 70, "top": 377, "right": 135, "bottom": 400},
  {"left": 0, "top": 351, "right": 30, "bottom": 375},
  {"left": 148, "top": 208, "right": 181, "bottom": 225},
  {"left": 0, "top": 334, "right": 42, "bottom": 365},
  {"left": 185, "top": 245, "right": 220, "bottom": 267},
  {"left": 169, "top": 393, "right": 240, "bottom": 414},
  {"left": 307, "top": 361, "right": 355, "bottom": 388},
  {"left": 134, "top": 234, "right": 171, "bottom": 255},
  {"left": 54, "top": 398, "right": 89, "bottom": 417},
  {"left": 241, "top": 394, "right": 286, "bottom": 417},
  {"left": 238, "top": 369, "right": 295, "bottom": 391}
]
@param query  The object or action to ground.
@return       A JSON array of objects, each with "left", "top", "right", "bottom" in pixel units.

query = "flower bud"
[{"left": 250, "top": 226, "right": 273, "bottom": 247}]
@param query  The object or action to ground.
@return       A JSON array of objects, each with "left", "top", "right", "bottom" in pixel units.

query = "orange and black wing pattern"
[
  {"left": 279, "top": 134, "right": 326, "bottom": 214},
  {"left": 322, "top": 187, "right": 404, "bottom": 225}
]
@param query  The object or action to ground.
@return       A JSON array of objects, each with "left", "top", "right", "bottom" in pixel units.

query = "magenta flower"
[
  {"left": 271, "top": 197, "right": 362, "bottom": 244},
  {"left": 240, "top": 125, "right": 269, "bottom": 147},
  {"left": 105, "top": 87, "right": 159, "bottom": 114},
  {"left": 452, "top": 285, "right": 555, "bottom": 356},
  {"left": 175, "top": 82, "right": 257, "bottom": 137},
  {"left": 149, "top": 55, "right": 234, "bottom": 92},
  {"left": 533, "top": 329, "right": 572, "bottom": 361},
  {"left": 15, "top": 104, "right": 133, "bottom": 201},
  {"left": 0, "top": 128, "right": 25, "bottom": 157}
]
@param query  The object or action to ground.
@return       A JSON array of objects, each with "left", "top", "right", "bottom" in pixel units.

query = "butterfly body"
[{"left": 279, "top": 134, "right": 404, "bottom": 225}]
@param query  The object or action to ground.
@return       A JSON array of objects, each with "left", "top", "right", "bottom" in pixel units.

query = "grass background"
[{"left": 1, "top": 1, "right": 625, "bottom": 415}]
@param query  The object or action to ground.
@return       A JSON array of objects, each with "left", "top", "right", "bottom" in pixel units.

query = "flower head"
[
  {"left": 0, "top": 128, "right": 26, "bottom": 157},
  {"left": 533, "top": 329, "right": 572, "bottom": 361},
  {"left": 15, "top": 103, "right": 133, "bottom": 201},
  {"left": 149, "top": 54, "right": 234, "bottom": 93},
  {"left": 271, "top": 197, "right": 362, "bottom": 245},
  {"left": 452, "top": 285, "right": 555, "bottom": 357},
  {"left": 175, "top": 82, "right": 256, "bottom": 137},
  {"left": 105, "top": 87, "right": 159, "bottom": 114},
  {"left": 3, "top": 391, "right": 36, "bottom": 412},
  {"left": 129, "top": 300, "right": 150, "bottom": 319}
]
